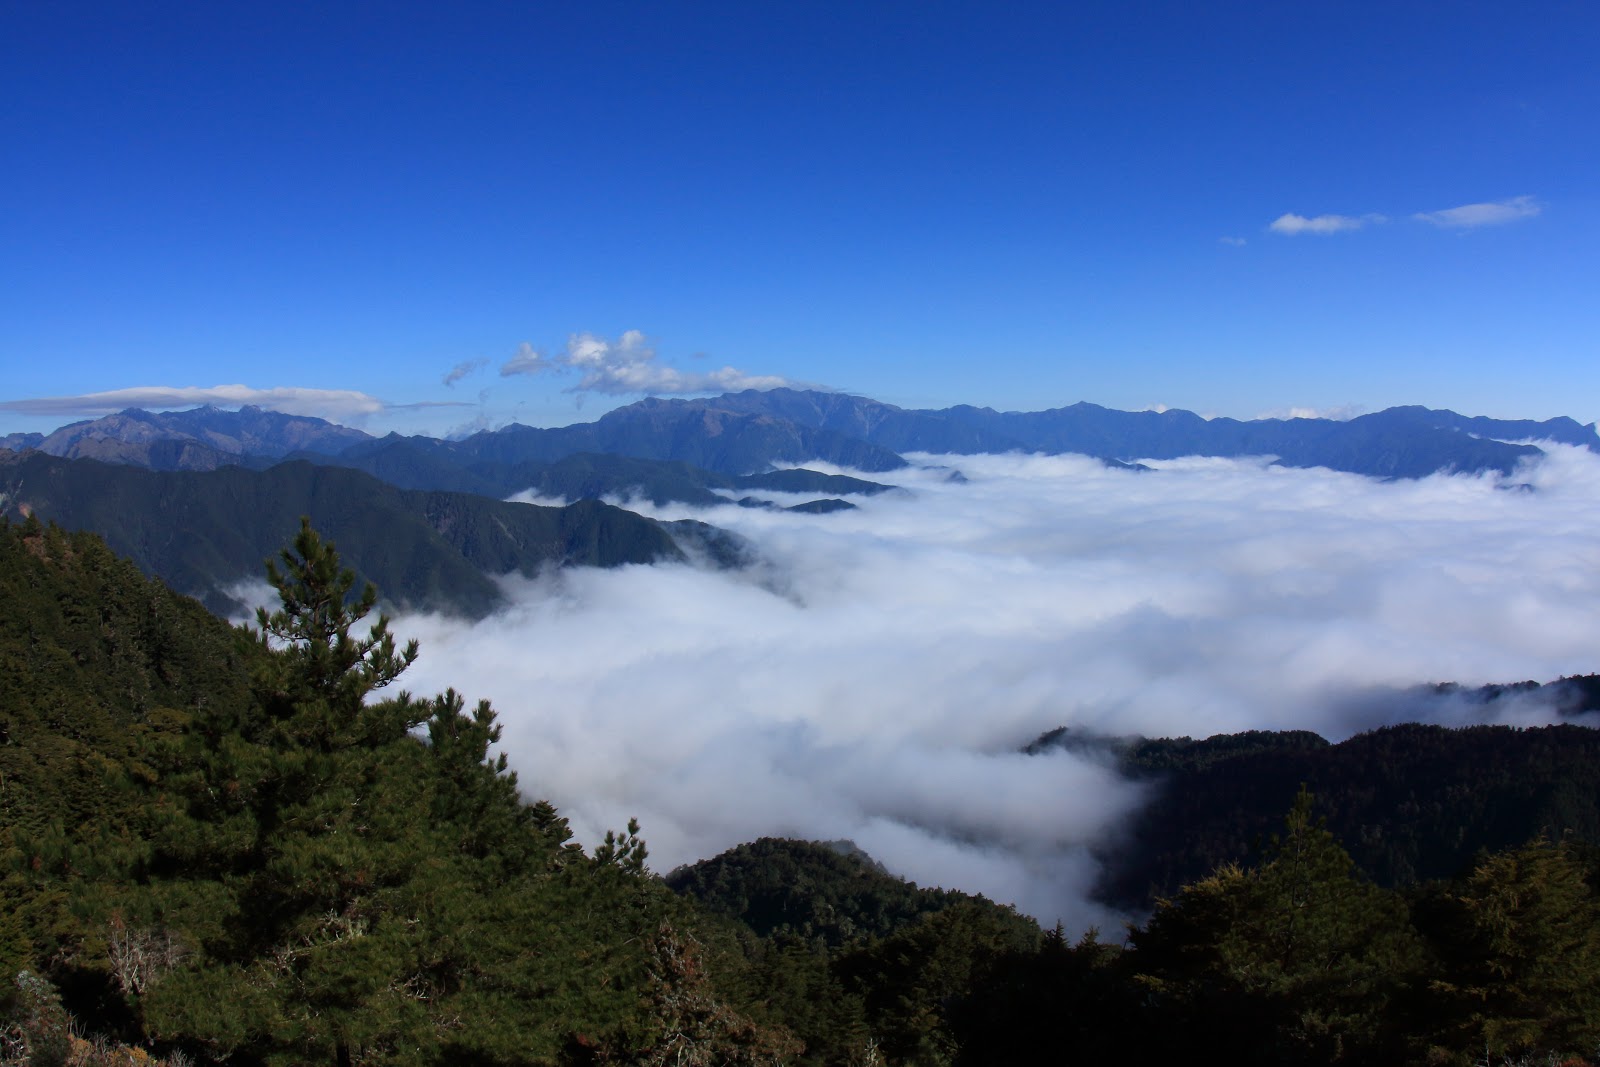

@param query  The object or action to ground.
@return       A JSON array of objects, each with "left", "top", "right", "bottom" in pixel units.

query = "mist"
[{"left": 383, "top": 444, "right": 1600, "bottom": 930}]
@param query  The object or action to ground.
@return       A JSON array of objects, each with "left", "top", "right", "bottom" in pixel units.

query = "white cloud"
[
  {"left": 442, "top": 358, "right": 489, "bottom": 387},
  {"left": 1218, "top": 236, "right": 1247, "bottom": 246},
  {"left": 356, "top": 445, "right": 1600, "bottom": 934},
  {"left": 1267, "top": 198, "right": 1540, "bottom": 237},
  {"left": 0, "top": 385, "right": 387, "bottom": 422},
  {"left": 499, "top": 330, "right": 792, "bottom": 395},
  {"left": 1256, "top": 404, "right": 1365, "bottom": 421},
  {"left": 1414, "top": 195, "right": 1541, "bottom": 229},
  {"left": 1269, "top": 211, "right": 1386, "bottom": 235}
]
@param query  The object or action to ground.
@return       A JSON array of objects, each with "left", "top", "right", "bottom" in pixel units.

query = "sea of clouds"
[{"left": 384, "top": 444, "right": 1600, "bottom": 931}]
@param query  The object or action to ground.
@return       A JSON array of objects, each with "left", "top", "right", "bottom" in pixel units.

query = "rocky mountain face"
[{"left": 20, "top": 405, "right": 373, "bottom": 470}]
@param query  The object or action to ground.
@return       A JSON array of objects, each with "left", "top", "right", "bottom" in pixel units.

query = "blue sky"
[{"left": 3, "top": 1, "right": 1596, "bottom": 438}]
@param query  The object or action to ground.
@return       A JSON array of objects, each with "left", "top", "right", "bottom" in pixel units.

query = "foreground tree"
[
  {"left": 247, "top": 517, "right": 419, "bottom": 749},
  {"left": 1419, "top": 837, "right": 1600, "bottom": 1063},
  {"left": 1131, "top": 788, "right": 1424, "bottom": 1064},
  {"left": 69, "top": 519, "right": 675, "bottom": 1065}
]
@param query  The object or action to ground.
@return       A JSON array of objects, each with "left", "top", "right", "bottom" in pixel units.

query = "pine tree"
[
  {"left": 0, "top": 518, "right": 751, "bottom": 1063},
  {"left": 66, "top": 518, "right": 684, "bottom": 1065},
  {"left": 247, "top": 516, "right": 419, "bottom": 751},
  {"left": 1423, "top": 837, "right": 1600, "bottom": 1062},
  {"left": 590, "top": 922, "right": 802, "bottom": 1067},
  {"left": 1131, "top": 787, "right": 1423, "bottom": 1063}
]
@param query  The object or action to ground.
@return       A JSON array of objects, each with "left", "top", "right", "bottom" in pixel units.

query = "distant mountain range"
[
  {"left": 0, "top": 404, "right": 369, "bottom": 469},
  {"left": 667, "top": 389, "right": 1596, "bottom": 478},
  {"left": 5, "top": 390, "right": 1592, "bottom": 616},
  {"left": 7, "top": 390, "right": 1594, "bottom": 486},
  {"left": 0, "top": 402, "right": 903, "bottom": 506}
]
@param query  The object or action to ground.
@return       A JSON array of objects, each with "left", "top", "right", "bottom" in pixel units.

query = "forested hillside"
[
  {"left": 1073, "top": 719, "right": 1600, "bottom": 907},
  {"left": 0, "top": 516, "right": 806, "bottom": 1064},
  {"left": 0, "top": 452, "right": 694, "bottom": 617},
  {"left": 4, "top": 518, "right": 1599, "bottom": 1065}
]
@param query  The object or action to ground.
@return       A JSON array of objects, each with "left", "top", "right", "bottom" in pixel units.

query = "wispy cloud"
[
  {"left": 0, "top": 385, "right": 388, "bottom": 422},
  {"left": 1268, "top": 196, "right": 1542, "bottom": 238},
  {"left": 1414, "top": 195, "right": 1541, "bottom": 229},
  {"left": 389, "top": 399, "right": 476, "bottom": 411},
  {"left": 499, "top": 330, "right": 793, "bottom": 395},
  {"left": 1269, "top": 212, "right": 1386, "bottom": 236},
  {"left": 1218, "top": 236, "right": 1247, "bottom": 247},
  {"left": 442, "top": 358, "right": 489, "bottom": 387},
  {"left": 444, "top": 412, "right": 496, "bottom": 440}
]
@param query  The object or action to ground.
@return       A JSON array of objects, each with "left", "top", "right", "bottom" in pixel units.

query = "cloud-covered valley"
[{"left": 383, "top": 445, "right": 1600, "bottom": 931}]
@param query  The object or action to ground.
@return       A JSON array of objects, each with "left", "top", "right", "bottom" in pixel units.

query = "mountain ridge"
[
  {"left": 7, "top": 389, "right": 1594, "bottom": 483},
  {"left": 24, "top": 404, "right": 373, "bottom": 468},
  {"left": 0, "top": 451, "right": 705, "bottom": 617}
]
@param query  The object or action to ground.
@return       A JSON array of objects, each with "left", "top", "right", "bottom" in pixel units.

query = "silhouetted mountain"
[
  {"left": 425, "top": 400, "right": 909, "bottom": 474},
  {"left": 783, "top": 497, "right": 856, "bottom": 514},
  {"left": 666, "top": 837, "right": 1013, "bottom": 949},
  {"left": 0, "top": 451, "right": 694, "bottom": 617},
  {"left": 294, "top": 445, "right": 896, "bottom": 507},
  {"left": 735, "top": 466, "right": 894, "bottom": 496},
  {"left": 687, "top": 387, "right": 1024, "bottom": 453},
  {"left": 0, "top": 431, "right": 44, "bottom": 451},
  {"left": 930, "top": 402, "right": 1549, "bottom": 478},
  {"left": 1373, "top": 405, "right": 1600, "bottom": 449}
]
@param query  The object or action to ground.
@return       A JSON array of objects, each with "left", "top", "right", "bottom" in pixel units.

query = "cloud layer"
[
  {"left": 381, "top": 446, "right": 1600, "bottom": 931},
  {"left": 0, "top": 385, "right": 389, "bottom": 422},
  {"left": 500, "top": 330, "right": 792, "bottom": 395}
]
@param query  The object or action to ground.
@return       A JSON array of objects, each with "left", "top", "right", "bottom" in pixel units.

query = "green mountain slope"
[
  {"left": 294, "top": 446, "right": 896, "bottom": 507},
  {"left": 0, "top": 517, "right": 254, "bottom": 842},
  {"left": 0, "top": 519, "right": 794, "bottom": 1065},
  {"left": 0, "top": 452, "right": 690, "bottom": 617},
  {"left": 1073, "top": 717, "right": 1600, "bottom": 907},
  {"left": 6, "top": 519, "right": 1599, "bottom": 1066},
  {"left": 666, "top": 838, "right": 1000, "bottom": 949}
]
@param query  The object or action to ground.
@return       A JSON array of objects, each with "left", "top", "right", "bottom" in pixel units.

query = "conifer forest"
[{"left": 4, "top": 516, "right": 1599, "bottom": 1066}]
